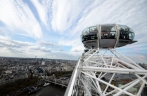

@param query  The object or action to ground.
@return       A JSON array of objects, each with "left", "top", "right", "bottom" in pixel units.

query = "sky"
[{"left": 0, "top": 0, "right": 147, "bottom": 63}]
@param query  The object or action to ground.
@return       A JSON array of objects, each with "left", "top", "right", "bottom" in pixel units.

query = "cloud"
[
  {"left": 51, "top": 0, "right": 92, "bottom": 33},
  {"left": 50, "top": 0, "right": 147, "bottom": 59},
  {"left": 0, "top": 36, "right": 31, "bottom": 48},
  {"left": 126, "top": 53, "right": 147, "bottom": 63},
  {"left": 69, "top": 0, "right": 147, "bottom": 36},
  {"left": 6, "top": 47, "right": 24, "bottom": 53},
  {"left": 0, "top": 0, "right": 42, "bottom": 38},
  {"left": 31, "top": 0, "right": 51, "bottom": 28},
  {"left": 58, "top": 38, "right": 84, "bottom": 52},
  {"left": 29, "top": 46, "right": 51, "bottom": 53},
  {"left": 46, "top": 51, "right": 80, "bottom": 60},
  {"left": 38, "top": 41, "right": 60, "bottom": 48},
  {"left": 0, "top": 36, "right": 53, "bottom": 53},
  {"left": 0, "top": 0, "right": 147, "bottom": 62}
]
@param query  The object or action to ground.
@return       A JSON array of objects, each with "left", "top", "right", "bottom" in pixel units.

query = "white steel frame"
[
  {"left": 65, "top": 24, "right": 146, "bottom": 96},
  {"left": 64, "top": 49, "right": 147, "bottom": 96}
]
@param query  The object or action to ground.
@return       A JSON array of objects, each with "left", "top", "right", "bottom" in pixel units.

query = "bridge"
[
  {"left": 46, "top": 79, "right": 67, "bottom": 87},
  {"left": 45, "top": 74, "right": 68, "bottom": 87}
]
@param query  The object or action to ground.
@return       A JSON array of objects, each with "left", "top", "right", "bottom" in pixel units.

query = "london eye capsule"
[{"left": 81, "top": 24, "right": 137, "bottom": 49}]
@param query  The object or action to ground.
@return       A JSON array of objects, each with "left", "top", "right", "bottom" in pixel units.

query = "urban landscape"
[
  {"left": 0, "top": 0, "right": 147, "bottom": 96},
  {"left": 0, "top": 56, "right": 147, "bottom": 96},
  {"left": 0, "top": 57, "right": 76, "bottom": 96}
]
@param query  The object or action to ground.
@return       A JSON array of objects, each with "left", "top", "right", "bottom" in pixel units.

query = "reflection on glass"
[
  {"left": 81, "top": 26, "right": 98, "bottom": 42},
  {"left": 101, "top": 24, "right": 116, "bottom": 39},
  {"left": 118, "top": 25, "right": 135, "bottom": 40},
  {"left": 82, "top": 28, "right": 89, "bottom": 35},
  {"left": 81, "top": 24, "right": 135, "bottom": 42}
]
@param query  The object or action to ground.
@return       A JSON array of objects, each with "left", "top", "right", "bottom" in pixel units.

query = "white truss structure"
[{"left": 65, "top": 48, "right": 147, "bottom": 96}]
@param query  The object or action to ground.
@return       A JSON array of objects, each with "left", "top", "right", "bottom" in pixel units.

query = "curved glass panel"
[
  {"left": 129, "top": 32, "right": 134, "bottom": 40},
  {"left": 82, "top": 28, "right": 89, "bottom": 36},
  {"left": 81, "top": 26, "right": 98, "bottom": 42},
  {"left": 118, "top": 25, "right": 135, "bottom": 40},
  {"left": 119, "top": 25, "right": 129, "bottom": 40},
  {"left": 89, "top": 26, "right": 98, "bottom": 40},
  {"left": 101, "top": 24, "right": 116, "bottom": 39},
  {"left": 129, "top": 28, "right": 135, "bottom": 40},
  {"left": 89, "top": 26, "right": 97, "bottom": 33}
]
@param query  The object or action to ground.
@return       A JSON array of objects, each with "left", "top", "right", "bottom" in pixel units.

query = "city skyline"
[{"left": 0, "top": 0, "right": 147, "bottom": 63}]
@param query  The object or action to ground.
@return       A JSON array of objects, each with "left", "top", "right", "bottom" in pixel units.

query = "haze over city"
[{"left": 0, "top": 0, "right": 147, "bottom": 63}]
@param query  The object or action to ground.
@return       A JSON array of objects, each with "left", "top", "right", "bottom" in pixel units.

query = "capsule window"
[
  {"left": 82, "top": 28, "right": 89, "bottom": 36},
  {"left": 89, "top": 26, "right": 98, "bottom": 34},
  {"left": 118, "top": 25, "right": 134, "bottom": 40}
]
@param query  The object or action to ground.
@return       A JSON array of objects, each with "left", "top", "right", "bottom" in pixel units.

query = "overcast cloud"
[{"left": 0, "top": 0, "right": 147, "bottom": 63}]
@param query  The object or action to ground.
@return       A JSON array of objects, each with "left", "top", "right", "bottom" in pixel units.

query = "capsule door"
[{"left": 99, "top": 24, "right": 117, "bottom": 48}]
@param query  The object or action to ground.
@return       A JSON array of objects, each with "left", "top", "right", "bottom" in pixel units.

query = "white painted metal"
[
  {"left": 64, "top": 49, "right": 147, "bottom": 96},
  {"left": 114, "top": 24, "right": 120, "bottom": 48},
  {"left": 64, "top": 24, "right": 146, "bottom": 96}
]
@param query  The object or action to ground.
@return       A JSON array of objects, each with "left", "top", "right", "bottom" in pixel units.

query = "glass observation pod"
[{"left": 81, "top": 24, "right": 137, "bottom": 49}]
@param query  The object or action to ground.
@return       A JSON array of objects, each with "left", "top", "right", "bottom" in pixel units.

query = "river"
[{"left": 30, "top": 84, "right": 66, "bottom": 96}]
